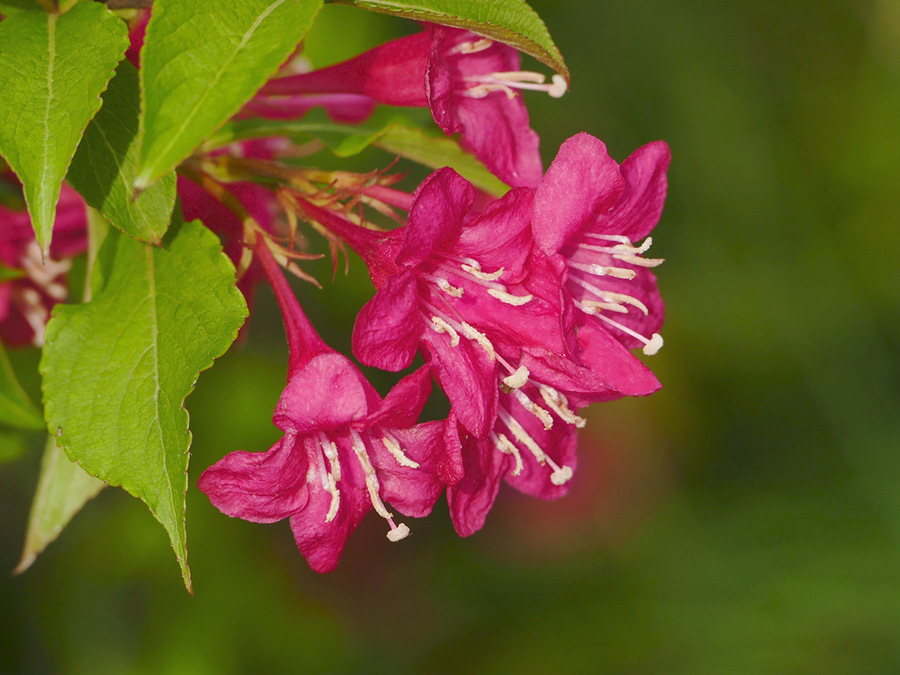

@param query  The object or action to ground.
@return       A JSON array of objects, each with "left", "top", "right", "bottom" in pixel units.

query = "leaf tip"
[{"left": 11, "top": 552, "right": 36, "bottom": 577}]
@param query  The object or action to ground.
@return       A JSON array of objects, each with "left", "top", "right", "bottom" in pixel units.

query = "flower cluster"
[{"left": 1, "top": 17, "right": 670, "bottom": 573}]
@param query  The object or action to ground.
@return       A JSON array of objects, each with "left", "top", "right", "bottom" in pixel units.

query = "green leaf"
[
  {"left": 0, "top": 427, "right": 27, "bottom": 464},
  {"left": 0, "top": 0, "right": 44, "bottom": 17},
  {"left": 0, "top": 2, "right": 128, "bottom": 254},
  {"left": 41, "top": 219, "right": 248, "bottom": 592},
  {"left": 208, "top": 111, "right": 509, "bottom": 196},
  {"left": 0, "top": 340, "right": 44, "bottom": 430},
  {"left": 342, "top": 0, "right": 568, "bottom": 80},
  {"left": 14, "top": 435, "right": 106, "bottom": 575},
  {"left": 68, "top": 59, "right": 176, "bottom": 243},
  {"left": 136, "top": 0, "right": 324, "bottom": 189},
  {"left": 0, "top": 262, "right": 26, "bottom": 283}
]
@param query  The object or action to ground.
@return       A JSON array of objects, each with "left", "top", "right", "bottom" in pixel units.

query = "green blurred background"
[{"left": 3, "top": 0, "right": 900, "bottom": 672}]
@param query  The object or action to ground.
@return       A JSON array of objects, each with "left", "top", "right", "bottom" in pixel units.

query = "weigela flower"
[
  {"left": 198, "top": 236, "right": 461, "bottom": 573},
  {"left": 258, "top": 24, "right": 565, "bottom": 188},
  {"left": 0, "top": 180, "right": 87, "bottom": 346},
  {"left": 297, "top": 166, "right": 658, "bottom": 508},
  {"left": 533, "top": 132, "right": 670, "bottom": 356}
]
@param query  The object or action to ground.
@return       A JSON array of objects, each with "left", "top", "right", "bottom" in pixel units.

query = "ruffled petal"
[
  {"left": 533, "top": 132, "right": 625, "bottom": 255},
  {"left": 397, "top": 168, "right": 474, "bottom": 268},
  {"left": 274, "top": 353, "right": 380, "bottom": 434},
  {"left": 288, "top": 439, "right": 370, "bottom": 573},
  {"left": 594, "top": 140, "right": 670, "bottom": 241},
  {"left": 352, "top": 269, "right": 423, "bottom": 371},
  {"left": 198, "top": 434, "right": 310, "bottom": 523},
  {"left": 447, "top": 433, "right": 510, "bottom": 537}
]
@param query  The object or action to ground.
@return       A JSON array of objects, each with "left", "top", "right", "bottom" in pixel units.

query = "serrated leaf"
[
  {"left": 41, "top": 219, "right": 248, "bottom": 592},
  {"left": 0, "top": 339, "right": 43, "bottom": 430},
  {"left": 343, "top": 0, "right": 568, "bottom": 80},
  {"left": 68, "top": 59, "right": 175, "bottom": 243},
  {"left": 14, "top": 435, "right": 106, "bottom": 574},
  {"left": 136, "top": 0, "right": 324, "bottom": 189},
  {"left": 208, "top": 111, "right": 509, "bottom": 196},
  {"left": 0, "top": 2, "right": 128, "bottom": 254}
]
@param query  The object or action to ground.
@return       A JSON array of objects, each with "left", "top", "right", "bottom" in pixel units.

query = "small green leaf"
[
  {"left": 42, "top": 219, "right": 248, "bottom": 592},
  {"left": 0, "top": 340, "right": 44, "bottom": 430},
  {"left": 68, "top": 59, "right": 175, "bottom": 243},
  {"left": 136, "top": 0, "right": 324, "bottom": 189},
  {"left": 0, "top": 0, "right": 44, "bottom": 17},
  {"left": 0, "top": 2, "right": 128, "bottom": 254},
  {"left": 342, "top": 0, "right": 568, "bottom": 80},
  {"left": 14, "top": 435, "right": 106, "bottom": 575},
  {"left": 208, "top": 112, "right": 509, "bottom": 196}
]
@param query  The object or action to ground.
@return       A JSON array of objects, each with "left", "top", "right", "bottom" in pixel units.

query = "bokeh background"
[{"left": 3, "top": 0, "right": 900, "bottom": 672}]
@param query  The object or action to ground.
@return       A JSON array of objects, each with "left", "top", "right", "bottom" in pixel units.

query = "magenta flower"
[
  {"left": 533, "top": 133, "right": 670, "bottom": 356},
  {"left": 298, "top": 168, "right": 659, "bottom": 439},
  {"left": 198, "top": 236, "right": 461, "bottom": 573},
  {"left": 0, "top": 180, "right": 87, "bottom": 346},
  {"left": 258, "top": 25, "right": 565, "bottom": 187}
]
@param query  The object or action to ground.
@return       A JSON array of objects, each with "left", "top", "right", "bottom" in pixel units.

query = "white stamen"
[
  {"left": 447, "top": 38, "right": 493, "bottom": 56},
  {"left": 493, "top": 432, "right": 524, "bottom": 476},
  {"left": 324, "top": 473, "right": 340, "bottom": 522},
  {"left": 513, "top": 388, "right": 553, "bottom": 430},
  {"left": 463, "top": 71, "right": 568, "bottom": 99},
  {"left": 568, "top": 261, "right": 636, "bottom": 280},
  {"left": 424, "top": 274, "right": 463, "bottom": 297},
  {"left": 578, "top": 299, "right": 629, "bottom": 314},
  {"left": 460, "top": 258, "right": 504, "bottom": 281},
  {"left": 539, "top": 386, "right": 587, "bottom": 428},
  {"left": 382, "top": 432, "right": 420, "bottom": 469},
  {"left": 595, "top": 313, "right": 664, "bottom": 355},
  {"left": 460, "top": 321, "right": 496, "bottom": 360},
  {"left": 501, "top": 365, "right": 530, "bottom": 390},
  {"left": 548, "top": 74, "right": 568, "bottom": 98},
  {"left": 487, "top": 288, "right": 533, "bottom": 305},
  {"left": 499, "top": 409, "right": 573, "bottom": 486},
  {"left": 643, "top": 332, "right": 664, "bottom": 355},
  {"left": 431, "top": 316, "right": 460, "bottom": 346},
  {"left": 319, "top": 433, "right": 341, "bottom": 481},
  {"left": 386, "top": 520, "right": 411, "bottom": 542},
  {"left": 612, "top": 253, "right": 664, "bottom": 268}
]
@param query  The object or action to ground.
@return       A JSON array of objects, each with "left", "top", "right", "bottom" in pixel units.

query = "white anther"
[
  {"left": 539, "top": 386, "right": 586, "bottom": 428},
  {"left": 501, "top": 365, "right": 530, "bottom": 390},
  {"left": 600, "top": 291, "right": 650, "bottom": 315},
  {"left": 595, "top": 314, "right": 664, "bottom": 355},
  {"left": 350, "top": 430, "right": 394, "bottom": 521},
  {"left": 425, "top": 274, "right": 463, "bottom": 297},
  {"left": 494, "top": 432, "right": 524, "bottom": 476},
  {"left": 460, "top": 321, "right": 495, "bottom": 360},
  {"left": 487, "top": 288, "right": 533, "bottom": 305},
  {"left": 513, "top": 389, "right": 553, "bottom": 430},
  {"left": 319, "top": 433, "right": 341, "bottom": 481},
  {"left": 643, "top": 333, "right": 664, "bottom": 356},
  {"left": 612, "top": 253, "right": 664, "bottom": 268},
  {"left": 579, "top": 299, "right": 629, "bottom": 314},
  {"left": 550, "top": 465, "right": 573, "bottom": 485},
  {"left": 548, "top": 74, "right": 568, "bottom": 98},
  {"left": 382, "top": 432, "right": 420, "bottom": 469},
  {"left": 448, "top": 38, "right": 493, "bottom": 56},
  {"left": 461, "top": 258, "right": 504, "bottom": 281},
  {"left": 431, "top": 316, "right": 460, "bottom": 346},
  {"left": 568, "top": 261, "right": 637, "bottom": 280},
  {"left": 324, "top": 473, "right": 341, "bottom": 522},
  {"left": 386, "top": 521, "right": 411, "bottom": 542}
]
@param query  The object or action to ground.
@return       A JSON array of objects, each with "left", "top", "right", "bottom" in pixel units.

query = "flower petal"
[
  {"left": 352, "top": 269, "right": 422, "bottom": 372},
  {"left": 274, "top": 353, "right": 380, "bottom": 434},
  {"left": 447, "top": 433, "right": 509, "bottom": 537},
  {"left": 533, "top": 132, "right": 625, "bottom": 255},
  {"left": 198, "top": 435, "right": 310, "bottom": 523},
  {"left": 594, "top": 140, "right": 670, "bottom": 241},
  {"left": 397, "top": 168, "right": 473, "bottom": 268}
]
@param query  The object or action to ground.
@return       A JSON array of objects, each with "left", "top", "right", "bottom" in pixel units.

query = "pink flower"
[
  {"left": 198, "top": 236, "right": 461, "bottom": 572},
  {"left": 258, "top": 25, "right": 564, "bottom": 187},
  {"left": 0, "top": 180, "right": 87, "bottom": 346},
  {"left": 298, "top": 167, "right": 659, "bottom": 437},
  {"left": 533, "top": 133, "right": 670, "bottom": 357}
]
